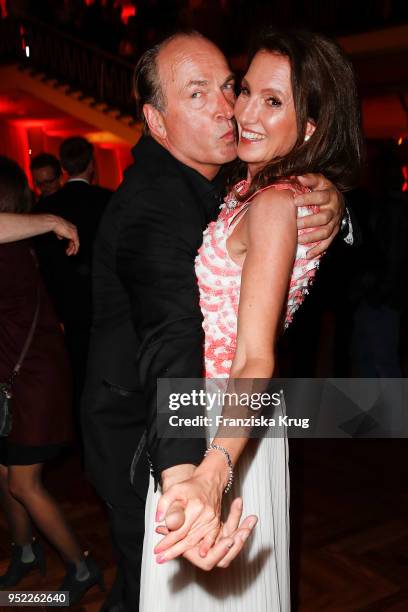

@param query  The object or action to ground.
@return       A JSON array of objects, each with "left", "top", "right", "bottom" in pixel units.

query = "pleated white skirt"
[{"left": 140, "top": 432, "right": 290, "bottom": 612}]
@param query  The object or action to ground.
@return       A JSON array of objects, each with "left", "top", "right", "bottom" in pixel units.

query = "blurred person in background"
[
  {"left": 30, "top": 153, "right": 62, "bottom": 204},
  {"left": 0, "top": 156, "right": 102, "bottom": 604},
  {"left": 36, "top": 137, "right": 112, "bottom": 414},
  {"left": 349, "top": 140, "right": 408, "bottom": 377}
]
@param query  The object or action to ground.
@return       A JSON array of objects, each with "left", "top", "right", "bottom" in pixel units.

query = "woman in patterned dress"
[{"left": 141, "top": 29, "right": 362, "bottom": 611}]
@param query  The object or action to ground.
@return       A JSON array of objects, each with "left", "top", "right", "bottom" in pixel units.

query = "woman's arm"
[
  {"left": 0, "top": 213, "right": 79, "bottom": 254},
  {"left": 155, "top": 188, "right": 297, "bottom": 563},
  {"left": 195, "top": 187, "right": 297, "bottom": 477}
]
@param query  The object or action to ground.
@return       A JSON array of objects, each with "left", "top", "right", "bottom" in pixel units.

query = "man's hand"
[
  {"left": 155, "top": 452, "right": 229, "bottom": 562},
  {"left": 294, "top": 173, "right": 345, "bottom": 259},
  {"left": 160, "top": 463, "right": 196, "bottom": 531},
  {"left": 156, "top": 497, "right": 258, "bottom": 570},
  {"left": 48, "top": 214, "right": 79, "bottom": 256},
  {"left": 154, "top": 471, "right": 224, "bottom": 562}
]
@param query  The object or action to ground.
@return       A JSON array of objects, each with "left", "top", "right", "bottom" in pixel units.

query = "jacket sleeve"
[{"left": 116, "top": 189, "right": 206, "bottom": 488}]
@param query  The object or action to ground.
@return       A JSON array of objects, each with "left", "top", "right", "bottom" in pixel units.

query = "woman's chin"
[
  {"left": 237, "top": 153, "right": 266, "bottom": 168},
  {"left": 237, "top": 144, "right": 262, "bottom": 163}
]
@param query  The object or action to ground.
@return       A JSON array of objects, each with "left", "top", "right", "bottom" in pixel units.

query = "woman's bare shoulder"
[{"left": 248, "top": 185, "right": 296, "bottom": 222}]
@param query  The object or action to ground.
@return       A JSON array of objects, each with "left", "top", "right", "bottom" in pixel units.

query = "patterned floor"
[{"left": 0, "top": 439, "right": 407, "bottom": 611}]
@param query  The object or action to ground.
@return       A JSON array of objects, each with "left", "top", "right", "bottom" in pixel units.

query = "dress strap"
[
  {"left": 227, "top": 180, "right": 306, "bottom": 234},
  {"left": 228, "top": 202, "right": 251, "bottom": 233}
]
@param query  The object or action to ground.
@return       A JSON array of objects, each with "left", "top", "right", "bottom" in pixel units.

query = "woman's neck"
[{"left": 246, "top": 163, "right": 264, "bottom": 182}]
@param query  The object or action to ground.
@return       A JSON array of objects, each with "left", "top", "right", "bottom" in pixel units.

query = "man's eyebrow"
[{"left": 185, "top": 79, "right": 209, "bottom": 88}]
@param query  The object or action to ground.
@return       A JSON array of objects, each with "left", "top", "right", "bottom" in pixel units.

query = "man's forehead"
[
  {"left": 160, "top": 39, "right": 231, "bottom": 87},
  {"left": 33, "top": 166, "right": 54, "bottom": 177}
]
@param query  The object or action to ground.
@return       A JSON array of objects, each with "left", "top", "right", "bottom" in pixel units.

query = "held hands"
[
  {"left": 294, "top": 173, "right": 345, "bottom": 258},
  {"left": 155, "top": 457, "right": 257, "bottom": 569},
  {"left": 49, "top": 215, "right": 79, "bottom": 256},
  {"left": 155, "top": 458, "right": 225, "bottom": 563},
  {"left": 156, "top": 497, "right": 257, "bottom": 570}
]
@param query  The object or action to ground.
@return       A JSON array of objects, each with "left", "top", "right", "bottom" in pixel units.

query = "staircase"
[{"left": 0, "top": 16, "right": 142, "bottom": 145}]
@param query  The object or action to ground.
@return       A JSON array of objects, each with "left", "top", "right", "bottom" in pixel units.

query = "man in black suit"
[
  {"left": 36, "top": 137, "right": 112, "bottom": 410},
  {"left": 81, "top": 32, "right": 346, "bottom": 611}
]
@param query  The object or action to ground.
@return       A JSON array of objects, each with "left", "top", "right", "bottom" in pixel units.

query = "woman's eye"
[
  {"left": 266, "top": 97, "right": 281, "bottom": 107},
  {"left": 191, "top": 91, "right": 202, "bottom": 99},
  {"left": 239, "top": 86, "right": 249, "bottom": 96}
]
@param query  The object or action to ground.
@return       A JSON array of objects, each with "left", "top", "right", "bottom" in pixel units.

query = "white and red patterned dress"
[
  {"left": 196, "top": 179, "right": 320, "bottom": 378},
  {"left": 140, "top": 180, "right": 321, "bottom": 612}
]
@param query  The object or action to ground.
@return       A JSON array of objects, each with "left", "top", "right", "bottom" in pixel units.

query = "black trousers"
[
  {"left": 106, "top": 501, "right": 146, "bottom": 610},
  {"left": 64, "top": 324, "right": 90, "bottom": 415},
  {"left": 81, "top": 376, "right": 150, "bottom": 611}
]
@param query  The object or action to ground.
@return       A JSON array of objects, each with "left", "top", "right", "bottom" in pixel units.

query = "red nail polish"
[{"left": 156, "top": 554, "right": 166, "bottom": 564}]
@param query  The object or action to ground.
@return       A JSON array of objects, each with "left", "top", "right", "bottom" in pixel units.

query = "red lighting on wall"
[
  {"left": 0, "top": 0, "right": 7, "bottom": 17},
  {"left": 402, "top": 166, "right": 408, "bottom": 192},
  {"left": 121, "top": 5, "right": 136, "bottom": 24}
]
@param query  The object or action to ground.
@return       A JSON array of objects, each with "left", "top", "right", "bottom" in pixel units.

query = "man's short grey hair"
[{"left": 133, "top": 30, "right": 207, "bottom": 134}]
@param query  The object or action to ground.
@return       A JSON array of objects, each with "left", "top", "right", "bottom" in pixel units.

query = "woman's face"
[{"left": 235, "top": 51, "right": 303, "bottom": 175}]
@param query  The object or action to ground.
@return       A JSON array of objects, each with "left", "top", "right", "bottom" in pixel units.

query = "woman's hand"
[
  {"left": 0, "top": 213, "right": 79, "bottom": 248},
  {"left": 154, "top": 451, "right": 229, "bottom": 563},
  {"left": 156, "top": 497, "right": 258, "bottom": 570},
  {"left": 49, "top": 215, "right": 79, "bottom": 255}
]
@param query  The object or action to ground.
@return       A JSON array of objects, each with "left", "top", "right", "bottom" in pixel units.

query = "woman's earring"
[{"left": 304, "top": 134, "right": 311, "bottom": 142}]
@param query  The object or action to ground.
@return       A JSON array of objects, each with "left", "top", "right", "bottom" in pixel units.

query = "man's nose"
[{"left": 215, "top": 91, "right": 234, "bottom": 120}]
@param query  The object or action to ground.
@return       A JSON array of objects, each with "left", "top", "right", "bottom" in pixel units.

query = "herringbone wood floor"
[{"left": 0, "top": 439, "right": 407, "bottom": 611}]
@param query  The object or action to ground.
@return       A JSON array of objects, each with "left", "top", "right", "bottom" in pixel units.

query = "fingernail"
[
  {"left": 156, "top": 554, "right": 167, "bottom": 564},
  {"left": 156, "top": 511, "right": 164, "bottom": 522},
  {"left": 248, "top": 518, "right": 258, "bottom": 529}
]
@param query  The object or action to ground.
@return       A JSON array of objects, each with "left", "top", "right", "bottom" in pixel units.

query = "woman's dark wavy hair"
[
  {"left": 228, "top": 28, "right": 364, "bottom": 200},
  {"left": 0, "top": 155, "right": 31, "bottom": 213}
]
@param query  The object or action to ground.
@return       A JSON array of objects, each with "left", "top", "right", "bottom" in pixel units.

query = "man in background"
[
  {"left": 30, "top": 152, "right": 62, "bottom": 203},
  {"left": 37, "top": 136, "right": 112, "bottom": 413}
]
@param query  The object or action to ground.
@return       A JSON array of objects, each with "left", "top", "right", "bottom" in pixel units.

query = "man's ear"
[
  {"left": 86, "top": 158, "right": 95, "bottom": 181},
  {"left": 143, "top": 104, "right": 166, "bottom": 139}
]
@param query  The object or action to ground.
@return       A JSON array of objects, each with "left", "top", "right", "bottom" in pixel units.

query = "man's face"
[
  {"left": 32, "top": 166, "right": 61, "bottom": 197},
  {"left": 156, "top": 37, "right": 237, "bottom": 179}
]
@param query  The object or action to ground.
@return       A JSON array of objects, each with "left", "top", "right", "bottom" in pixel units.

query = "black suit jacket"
[
  {"left": 82, "top": 136, "right": 222, "bottom": 500},
  {"left": 35, "top": 181, "right": 112, "bottom": 328}
]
